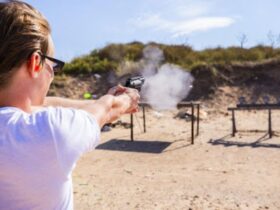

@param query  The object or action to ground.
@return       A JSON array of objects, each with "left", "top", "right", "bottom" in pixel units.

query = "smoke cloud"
[{"left": 141, "top": 46, "right": 194, "bottom": 110}]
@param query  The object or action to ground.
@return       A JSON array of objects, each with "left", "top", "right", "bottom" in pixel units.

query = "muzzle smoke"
[{"left": 141, "top": 46, "right": 194, "bottom": 110}]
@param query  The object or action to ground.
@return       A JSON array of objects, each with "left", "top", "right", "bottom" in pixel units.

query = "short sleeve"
[{"left": 44, "top": 107, "right": 101, "bottom": 173}]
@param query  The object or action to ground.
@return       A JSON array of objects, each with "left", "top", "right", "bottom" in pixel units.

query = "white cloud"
[
  {"left": 129, "top": 14, "right": 170, "bottom": 29},
  {"left": 175, "top": 2, "right": 212, "bottom": 18},
  {"left": 130, "top": 14, "right": 235, "bottom": 37},
  {"left": 171, "top": 17, "right": 235, "bottom": 37},
  {"left": 128, "top": 1, "right": 235, "bottom": 37}
]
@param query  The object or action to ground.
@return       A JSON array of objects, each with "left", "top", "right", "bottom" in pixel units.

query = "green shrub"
[
  {"left": 62, "top": 42, "right": 280, "bottom": 75},
  {"left": 63, "top": 55, "right": 117, "bottom": 74}
]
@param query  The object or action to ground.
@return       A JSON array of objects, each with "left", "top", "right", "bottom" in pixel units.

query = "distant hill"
[{"left": 61, "top": 42, "right": 280, "bottom": 75}]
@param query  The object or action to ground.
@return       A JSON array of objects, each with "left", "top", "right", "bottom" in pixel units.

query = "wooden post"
[
  {"left": 191, "top": 104, "right": 194, "bottom": 144},
  {"left": 130, "top": 114, "right": 134, "bottom": 141},
  {"left": 268, "top": 109, "right": 272, "bottom": 138},
  {"left": 232, "top": 109, "right": 237, "bottom": 136},
  {"left": 196, "top": 104, "right": 200, "bottom": 136},
  {"left": 143, "top": 105, "right": 146, "bottom": 133}
]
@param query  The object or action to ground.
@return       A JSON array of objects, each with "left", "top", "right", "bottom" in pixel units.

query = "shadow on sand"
[
  {"left": 96, "top": 139, "right": 172, "bottom": 154},
  {"left": 208, "top": 133, "right": 280, "bottom": 149}
]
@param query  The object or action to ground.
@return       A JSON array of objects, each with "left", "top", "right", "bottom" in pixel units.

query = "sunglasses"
[{"left": 39, "top": 53, "right": 65, "bottom": 72}]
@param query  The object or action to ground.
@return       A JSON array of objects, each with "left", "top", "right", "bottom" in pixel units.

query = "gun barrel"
[{"left": 125, "top": 76, "right": 145, "bottom": 90}]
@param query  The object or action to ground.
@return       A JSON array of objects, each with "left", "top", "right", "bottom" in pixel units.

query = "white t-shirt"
[{"left": 0, "top": 106, "right": 100, "bottom": 210}]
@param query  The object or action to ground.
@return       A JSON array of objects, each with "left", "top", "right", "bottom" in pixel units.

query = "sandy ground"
[{"left": 73, "top": 106, "right": 280, "bottom": 210}]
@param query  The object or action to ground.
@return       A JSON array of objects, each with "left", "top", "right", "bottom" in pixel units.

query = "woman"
[{"left": 0, "top": 1, "right": 140, "bottom": 209}]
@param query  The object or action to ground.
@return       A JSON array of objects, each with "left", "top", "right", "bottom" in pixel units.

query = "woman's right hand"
[
  {"left": 107, "top": 85, "right": 126, "bottom": 96},
  {"left": 122, "top": 87, "right": 140, "bottom": 114}
]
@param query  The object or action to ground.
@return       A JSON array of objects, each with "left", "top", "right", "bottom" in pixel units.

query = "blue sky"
[{"left": 25, "top": 0, "right": 280, "bottom": 62}]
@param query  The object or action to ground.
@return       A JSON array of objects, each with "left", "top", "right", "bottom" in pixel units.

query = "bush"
[
  {"left": 63, "top": 55, "right": 117, "bottom": 74},
  {"left": 62, "top": 42, "right": 280, "bottom": 75}
]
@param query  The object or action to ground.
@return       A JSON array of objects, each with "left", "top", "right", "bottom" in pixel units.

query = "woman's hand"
[
  {"left": 108, "top": 85, "right": 140, "bottom": 113},
  {"left": 107, "top": 85, "right": 127, "bottom": 96},
  {"left": 123, "top": 87, "right": 140, "bottom": 114}
]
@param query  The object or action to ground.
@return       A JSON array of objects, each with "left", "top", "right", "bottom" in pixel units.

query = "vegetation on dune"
[{"left": 61, "top": 42, "right": 280, "bottom": 75}]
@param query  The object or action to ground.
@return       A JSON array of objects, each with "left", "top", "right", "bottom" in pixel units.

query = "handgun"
[{"left": 125, "top": 76, "right": 145, "bottom": 91}]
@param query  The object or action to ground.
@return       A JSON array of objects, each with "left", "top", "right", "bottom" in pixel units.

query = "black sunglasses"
[{"left": 39, "top": 53, "right": 65, "bottom": 72}]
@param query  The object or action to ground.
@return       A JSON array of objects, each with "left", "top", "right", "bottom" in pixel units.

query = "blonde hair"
[{"left": 0, "top": 0, "right": 51, "bottom": 88}]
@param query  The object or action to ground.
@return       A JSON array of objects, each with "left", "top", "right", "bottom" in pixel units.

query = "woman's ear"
[{"left": 28, "top": 52, "right": 42, "bottom": 78}]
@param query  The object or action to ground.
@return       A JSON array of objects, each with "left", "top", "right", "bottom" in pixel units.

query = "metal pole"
[
  {"left": 268, "top": 109, "right": 272, "bottom": 138},
  {"left": 130, "top": 114, "right": 134, "bottom": 141},
  {"left": 143, "top": 105, "right": 146, "bottom": 133},
  {"left": 191, "top": 104, "right": 194, "bottom": 144},
  {"left": 196, "top": 104, "right": 200, "bottom": 136}
]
